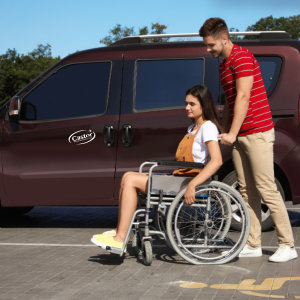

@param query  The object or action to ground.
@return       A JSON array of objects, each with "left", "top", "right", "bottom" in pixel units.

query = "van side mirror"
[{"left": 8, "top": 96, "right": 21, "bottom": 122}]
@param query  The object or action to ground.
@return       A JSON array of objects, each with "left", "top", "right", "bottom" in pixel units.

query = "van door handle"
[
  {"left": 103, "top": 125, "right": 114, "bottom": 147},
  {"left": 122, "top": 124, "right": 133, "bottom": 147}
]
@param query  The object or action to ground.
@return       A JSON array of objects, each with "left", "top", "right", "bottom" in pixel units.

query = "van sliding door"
[{"left": 114, "top": 48, "right": 219, "bottom": 199}]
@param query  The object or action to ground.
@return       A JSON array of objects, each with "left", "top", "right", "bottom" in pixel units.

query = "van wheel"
[
  {"left": 0, "top": 207, "right": 33, "bottom": 218},
  {"left": 222, "top": 171, "right": 285, "bottom": 231}
]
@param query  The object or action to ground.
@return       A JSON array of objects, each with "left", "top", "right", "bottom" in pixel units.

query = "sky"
[{"left": 0, "top": 0, "right": 299, "bottom": 58}]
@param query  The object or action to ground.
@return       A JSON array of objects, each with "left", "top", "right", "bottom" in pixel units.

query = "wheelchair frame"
[{"left": 106, "top": 160, "right": 250, "bottom": 266}]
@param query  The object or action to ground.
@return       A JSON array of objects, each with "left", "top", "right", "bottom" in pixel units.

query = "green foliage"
[
  {"left": 1, "top": 15, "right": 299, "bottom": 105},
  {"left": 100, "top": 24, "right": 135, "bottom": 45},
  {"left": 229, "top": 27, "right": 242, "bottom": 41},
  {"left": 246, "top": 15, "right": 300, "bottom": 39},
  {"left": 0, "top": 44, "right": 60, "bottom": 104},
  {"left": 100, "top": 23, "right": 168, "bottom": 45},
  {"left": 100, "top": 15, "right": 299, "bottom": 45}
]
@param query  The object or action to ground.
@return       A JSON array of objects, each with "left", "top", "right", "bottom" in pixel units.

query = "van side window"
[
  {"left": 20, "top": 62, "right": 111, "bottom": 121},
  {"left": 256, "top": 56, "right": 282, "bottom": 97},
  {"left": 134, "top": 59, "right": 204, "bottom": 111},
  {"left": 219, "top": 56, "right": 282, "bottom": 103}
]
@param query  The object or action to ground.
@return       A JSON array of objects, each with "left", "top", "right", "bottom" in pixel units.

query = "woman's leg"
[
  {"left": 116, "top": 171, "right": 136, "bottom": 232},
  {"left": 114, "top": 172, "right": 148, "bottom": 242}
]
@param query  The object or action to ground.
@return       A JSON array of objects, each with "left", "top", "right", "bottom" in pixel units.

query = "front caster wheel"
[{"left": 142, "top": 240, "right": 153, "bottom": 266}]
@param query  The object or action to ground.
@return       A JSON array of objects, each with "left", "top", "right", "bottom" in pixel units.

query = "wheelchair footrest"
[{"left": 105, "top": 245, "right": 126, "bottom": 256}]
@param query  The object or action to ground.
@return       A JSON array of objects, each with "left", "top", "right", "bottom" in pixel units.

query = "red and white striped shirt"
[{"left": 220, "top": 44, "right": 274, "bottom": 136}]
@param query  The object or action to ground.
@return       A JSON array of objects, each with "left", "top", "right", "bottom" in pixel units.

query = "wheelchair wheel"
[
  {"left": 153, "top": 206, "right": 173, "bottom": 249},
  {"left": 166, "top": 181, "right": 250, "bottom": 264},
  {"left": 132, "top": 232, "right": 143, "bottom": 256},
  {"left": 142, "top": 240, "right": 153, "bottom": 266}
]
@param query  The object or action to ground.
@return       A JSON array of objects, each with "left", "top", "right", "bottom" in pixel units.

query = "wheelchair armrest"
[{"left": 149, "top": 160, "right": 204, "bottom": 169}]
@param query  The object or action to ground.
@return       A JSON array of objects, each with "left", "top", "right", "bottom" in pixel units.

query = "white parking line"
[
  {"left": 263, "top": 246, "right": 300, "bottom": 250},
  {"left": 0, "top": 243, "right": 299, "bottom": 249},
  {"left": 0, "top": 243, "right": 95, "bottom": 247}
]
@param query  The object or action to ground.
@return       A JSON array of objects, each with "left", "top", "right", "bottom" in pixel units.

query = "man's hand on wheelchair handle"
[
  {"left": 218, "top": 132, "right": 236, "bottom": 146},
  {"left": 184, "top": 183, "right": 196, "bottom": 205}
]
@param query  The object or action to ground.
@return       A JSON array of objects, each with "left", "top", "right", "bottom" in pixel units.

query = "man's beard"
[
  {"left": 211, "top": 51, "right": 221, "bottom": 58},
  {"left": 211, "top": 45, "right": 224, "bottom": 58}
]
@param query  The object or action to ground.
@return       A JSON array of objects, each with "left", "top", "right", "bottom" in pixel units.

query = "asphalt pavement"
[{"left": 0, "top": 204, "right": 299, "bottom": 300}]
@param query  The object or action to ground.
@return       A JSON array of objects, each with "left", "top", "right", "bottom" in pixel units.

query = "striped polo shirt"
[{"left": 220, "top": 44, "right": 274, "bottom": 136}]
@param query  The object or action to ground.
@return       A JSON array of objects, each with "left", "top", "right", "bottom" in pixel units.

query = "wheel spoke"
[{"left": 166, "top": 181, "right": 250, "bottom": 264}]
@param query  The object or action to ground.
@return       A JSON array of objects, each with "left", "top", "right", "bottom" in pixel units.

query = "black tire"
[
  {"left": 142, "top": 240, "right": 153, "bottom": 266},
  {"left": 222, "top": 170, "right": 284, "bottom": 231},
  {"left": 131, "top": 232, "right": 143, "bottom": 256},
  {"left": 0, "top": 206, "right": 33, "bottom": 218}
]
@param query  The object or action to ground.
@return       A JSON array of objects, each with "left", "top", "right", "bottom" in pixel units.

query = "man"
[{"left": 199, "top": 17, "right": 297, "bottom": 262}]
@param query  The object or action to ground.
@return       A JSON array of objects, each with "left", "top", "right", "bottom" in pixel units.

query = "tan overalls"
[{"left": 173, "top": 124, "right": 204, "bottom": 177}]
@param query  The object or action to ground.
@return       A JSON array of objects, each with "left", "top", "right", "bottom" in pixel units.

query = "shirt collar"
[{"left": 221, "top": 44, "right": 238, "bottom": 65}]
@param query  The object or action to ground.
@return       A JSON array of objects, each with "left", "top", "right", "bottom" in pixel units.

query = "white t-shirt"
[{"left": 187, "top": 120, "right": 219, "bottom": 165}]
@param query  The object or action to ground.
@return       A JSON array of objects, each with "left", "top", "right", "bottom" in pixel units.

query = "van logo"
[{"left": 68, "top": 130, "right": 96, "bottom": 145}]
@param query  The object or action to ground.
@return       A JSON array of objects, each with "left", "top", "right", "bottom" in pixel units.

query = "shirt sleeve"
[
  {"left": 201, "top": 121, "right": 219, "bottom": 143},
  {"left": 232, "top": 51, "right": 254, "bottom": 79}
]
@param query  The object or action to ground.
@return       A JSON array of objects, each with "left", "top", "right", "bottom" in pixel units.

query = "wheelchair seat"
[{"left": 151, "top": 175, "right": 192, "bottom": 196}]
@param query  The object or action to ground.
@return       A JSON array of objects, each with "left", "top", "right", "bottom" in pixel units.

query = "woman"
[{"left": 91, "top": 85, "right": 223, "bottom": 251}]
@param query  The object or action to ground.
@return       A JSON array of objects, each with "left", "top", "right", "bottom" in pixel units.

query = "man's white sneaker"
[
  {"left": 268, "top": 246, "right": 298, "bottom": 262},
  {"left": 238, "top": 245, "right": 262, "bottom": 257}
]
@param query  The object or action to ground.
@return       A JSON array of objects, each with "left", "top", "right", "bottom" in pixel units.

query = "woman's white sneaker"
[
  {"left": 238, "top": 245, "right": 262, "bottom": 257},
  {"left": 268, "top": 246, "right": 298, "bottom": 262}
]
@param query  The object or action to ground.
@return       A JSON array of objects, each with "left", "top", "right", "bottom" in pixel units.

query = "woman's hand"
[
  {"left": 183, "top": 140, "right": 222, "bottom": 205},
  {"left": 184, "top": 182, "right": 196, "bottom": 205}
]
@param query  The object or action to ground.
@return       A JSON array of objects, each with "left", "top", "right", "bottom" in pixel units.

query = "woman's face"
[{"left": 185, "top": 94, "right": 203, "bottom": 121}]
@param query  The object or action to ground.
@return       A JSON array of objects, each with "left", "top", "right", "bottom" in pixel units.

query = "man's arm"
[{"left": 219, "top": 75, "right": 253, "bottom": 145}]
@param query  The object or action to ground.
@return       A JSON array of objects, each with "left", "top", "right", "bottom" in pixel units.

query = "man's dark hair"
[{"left": 199, "top": 18, "right": 229, "bottom": 38}]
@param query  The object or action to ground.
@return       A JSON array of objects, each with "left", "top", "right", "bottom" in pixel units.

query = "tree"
[
  {"left": 0, "top": 44, "right": 60, "bottom": 104},
  {"left": 229, "top": 27, "right": 242, "bottom": 41},
  {"left": 100, "top": 24, "right": 135, "bottom": 45},
  {"left": 246, "top": 15, "right": 300, "bottom": 39},
  {"left": 100, "top": 23, "right": 168, "bottom": 45}
]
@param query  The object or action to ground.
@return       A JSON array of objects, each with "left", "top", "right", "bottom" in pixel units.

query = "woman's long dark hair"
[{"left": 186, "top": 85, "right": 223, "bottom": 133}]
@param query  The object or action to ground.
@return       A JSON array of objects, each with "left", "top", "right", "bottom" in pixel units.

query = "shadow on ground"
[
  {"left": 1, "top": 206, "right": 299, "bottom": 229},
  {"left": 0, "top": 206, "right": 118, "bottom": 228}
]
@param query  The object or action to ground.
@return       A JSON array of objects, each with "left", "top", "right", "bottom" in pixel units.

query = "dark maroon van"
[{"left": 1, "top": 32, "right": 299, "bottom": 230}]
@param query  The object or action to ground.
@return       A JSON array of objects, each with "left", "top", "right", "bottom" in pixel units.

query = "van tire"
[
  {"left": 0, "top": 206, "right": 33, "bottom": 218},
  {"left": 222, "top": 171, "right": 285, "bottom": 231}
]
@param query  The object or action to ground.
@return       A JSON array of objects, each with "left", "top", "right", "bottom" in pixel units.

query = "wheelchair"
[{"left": 107, "top": 160, "right": 250, "bottom": 266}]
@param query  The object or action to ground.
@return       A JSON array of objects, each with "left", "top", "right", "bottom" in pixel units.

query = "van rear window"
[
  {"left": 219, "top": 56, "right": 282, "bottom": 104},
  {"left": 134, "top": 59, "right": 204, "bottom": 111},
  {"left": 256, "top": 56, "right": 282, "bottom": 97}
]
